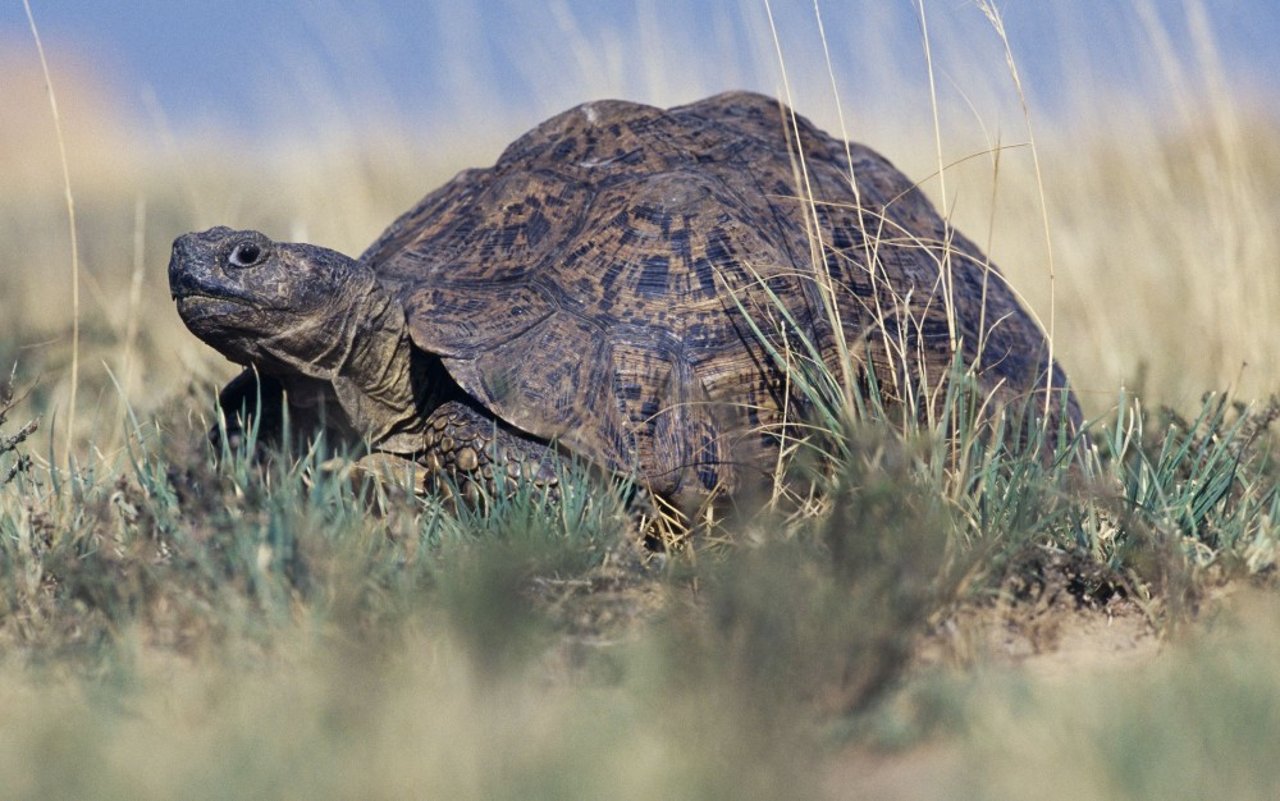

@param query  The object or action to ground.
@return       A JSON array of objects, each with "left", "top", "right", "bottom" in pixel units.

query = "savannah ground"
[{"left": 2, "top": 2, "right": 1280, "bottom": 799}]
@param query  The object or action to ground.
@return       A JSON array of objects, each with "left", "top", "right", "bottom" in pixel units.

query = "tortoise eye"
[{"left": 228, "top": 242, "right": 263, "bottom": 268}]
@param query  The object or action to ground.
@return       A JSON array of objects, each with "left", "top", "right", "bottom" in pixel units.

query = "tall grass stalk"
[
  {"left": 975, "top": 0, "right": 1060, "bottom": 426},
  {"left": 810, "top": 0, "right": 898, "bottom": 428},
  {"left": 21, "top": 0, "right": 80, "bottom": 468},
  {"left": 914, "top": 0, "right": 961, "bottom": 355},
  {"left": 763, "top": 0, "right": 859, "bottom": 421}
]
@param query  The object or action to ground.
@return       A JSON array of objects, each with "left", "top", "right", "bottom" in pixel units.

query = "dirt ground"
[{"left": 826, "top": 593, "right": 1160, "bottom": 800}]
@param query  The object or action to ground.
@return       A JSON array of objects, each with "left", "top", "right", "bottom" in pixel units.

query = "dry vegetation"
[{"left": 1, "top": 2, "right": 1279, "bottom": 799}]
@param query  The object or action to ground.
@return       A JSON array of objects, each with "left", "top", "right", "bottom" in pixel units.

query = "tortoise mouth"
[{"left": 174, "top": 292, "right": 260, "bottom": 325}]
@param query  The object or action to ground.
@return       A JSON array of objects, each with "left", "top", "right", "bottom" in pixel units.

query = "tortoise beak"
[
  {"left": 168, "top": 228, "right": 238, "bottom": 301},
  {"left": 167, "top": 230, "right": 215, "bottom": 299},
  {"left": 167, "top": 233, "right": 200, "bottom": 300}
]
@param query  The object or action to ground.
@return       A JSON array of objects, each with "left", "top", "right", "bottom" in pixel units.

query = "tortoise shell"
[{"left": 360, "top": 91, "right": 1080, "bottom": 498}]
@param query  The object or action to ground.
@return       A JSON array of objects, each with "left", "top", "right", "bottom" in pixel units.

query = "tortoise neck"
[{"left": 325, "top": 273, "right": 433, "bottom": 452}]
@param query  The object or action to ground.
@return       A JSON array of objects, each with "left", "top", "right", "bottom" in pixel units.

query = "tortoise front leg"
[
  {"left": 380, "top": 400, "right": 672, "bottom": 547},
  {"left": 420, "top": 399, "right": 561, "bottom": 503}
]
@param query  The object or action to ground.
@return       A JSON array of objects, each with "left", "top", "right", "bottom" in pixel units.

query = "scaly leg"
[{"left": 420, "top": 399, "right": 561, "bottom": 503}]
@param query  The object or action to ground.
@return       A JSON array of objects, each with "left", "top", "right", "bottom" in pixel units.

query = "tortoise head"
[
  {"left": 168, "top": 226, "right": 377, "bottom": 373},
  {"left": 169, "top": 226, "right": 431, "bottom": 449}
]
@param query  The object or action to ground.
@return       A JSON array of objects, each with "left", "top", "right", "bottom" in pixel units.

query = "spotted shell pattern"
[{"left": 360, "top": 91, "right": 1080, "bottom": 498}]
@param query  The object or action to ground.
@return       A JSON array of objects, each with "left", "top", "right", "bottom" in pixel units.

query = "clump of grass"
[
  {"left": 0, "top": 387, "right": 638, "bottom": 669},
  {"left": 0, "top": 370, "right": 37, "bottom": 487},
  {"left": 752, "top": 297, "right": 1276, "bottom": 622},
  {"left": 1096, "top": 392, "right": 1280, "bottom": 591}
]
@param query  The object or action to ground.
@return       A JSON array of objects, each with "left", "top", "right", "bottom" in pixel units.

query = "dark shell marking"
[{"left": 363, "top": 91, "right": 1080, "bottom": 499}]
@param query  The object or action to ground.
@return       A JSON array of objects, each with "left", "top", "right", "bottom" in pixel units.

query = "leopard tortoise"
[{"left": 169, "top": 91, "right": 1081, "bottom": 508}]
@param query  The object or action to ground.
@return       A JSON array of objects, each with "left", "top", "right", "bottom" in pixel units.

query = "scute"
[
  {"left": 399, "top": 283, "right": 556, "bottom": 357},
  {"left": 362, "top": 91, "right": 1081, "bottom": 498}
]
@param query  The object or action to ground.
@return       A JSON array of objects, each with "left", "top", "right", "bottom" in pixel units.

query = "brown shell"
[{"left": 360, "top": 91, "right": 1080, "bottom": 498}]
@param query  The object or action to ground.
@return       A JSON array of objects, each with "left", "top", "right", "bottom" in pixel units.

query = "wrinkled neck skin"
[{"left": 256, "top": 268, "right": 431, "bottom": 455}]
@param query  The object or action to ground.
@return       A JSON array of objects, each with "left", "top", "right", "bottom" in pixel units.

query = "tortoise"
[{"left": 168, "top": 91, "right": 1081, "bottom": 509}]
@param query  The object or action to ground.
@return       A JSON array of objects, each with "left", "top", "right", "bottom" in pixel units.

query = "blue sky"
[{"left": 2, "top": 1, "right": 1277, "bottom": 143}]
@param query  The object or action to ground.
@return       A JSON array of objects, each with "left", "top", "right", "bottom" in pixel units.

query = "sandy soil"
[{"left": 825, "top": 592, "right": 1161, "bottom": 801}]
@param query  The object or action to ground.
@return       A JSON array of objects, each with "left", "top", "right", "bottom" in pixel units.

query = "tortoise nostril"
[{"left": 228, "top": 242, "right": 262, "bottom": 268}]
